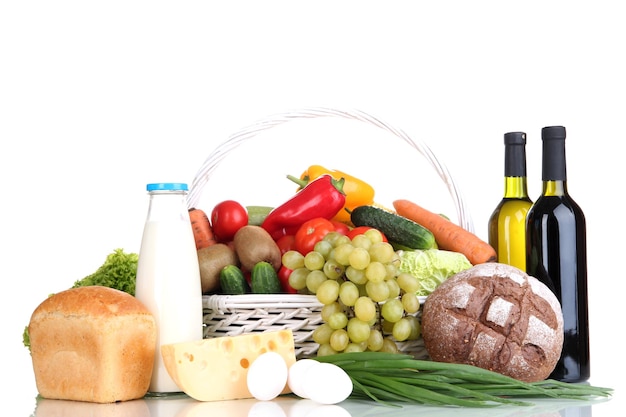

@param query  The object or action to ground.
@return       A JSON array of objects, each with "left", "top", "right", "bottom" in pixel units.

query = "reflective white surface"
[{"left": 24, "top": 390, "right": 622, "bottom": 417}]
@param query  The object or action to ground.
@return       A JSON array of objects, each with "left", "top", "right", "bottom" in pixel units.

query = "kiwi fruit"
[
  {"left": 197, "top": 243, "right": 238, "bottom": 293},
  {"left": 233, "top": 225, "right": 282, "bottom": 271}
]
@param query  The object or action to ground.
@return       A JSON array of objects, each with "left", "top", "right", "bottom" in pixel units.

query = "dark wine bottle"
[
  {"left": 488, "top": 132, "right": 533, "bottom": 271},
  {"left": 525, "top": 126, "right": 590, "bottom": 382}
]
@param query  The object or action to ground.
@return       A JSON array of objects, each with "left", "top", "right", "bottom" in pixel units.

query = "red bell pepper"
[{"left": 261, "top": 174, "right": 346, "bottom": 241}]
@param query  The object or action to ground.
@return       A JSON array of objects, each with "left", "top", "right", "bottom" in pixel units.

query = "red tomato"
[
  {"left": 210, "top": 200, "right": 249, "bottom": 242},
  {"left": 346, "top": 226, "right": 388, "bottom": 242},
  {"left": 331, "top": 220, "right": 350, "bottom": 236},
  {"left": 295, "top": 217, "right": 335, "bottom": 254},
  {"left": 278, "top": 265, "right": 297, "bottom": 293},
  {"left": 276, "top": 235, "right": 296, "bottom": 255}
]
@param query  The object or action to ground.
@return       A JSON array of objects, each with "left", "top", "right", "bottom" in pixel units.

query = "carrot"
[
  {"left": 393, "top": 199, "right": 497, "bottom": 265},
  {"left": 188, "top": 208, "right": 217, "bottom": 250}
]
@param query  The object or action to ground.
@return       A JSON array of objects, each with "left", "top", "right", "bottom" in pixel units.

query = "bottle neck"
[
  {"left": 503, "top": 176, "right": 530, "bottom": 198},
  {"left": 146, "top": 191, "right": 189, "bottom": 222},
  {"left": 542, "top": 180, "right": 568, "bottom": 197},
  {"left": 541, "top": 135, "right": 568, "bottom": 197},
  {"left": 503, "top": 136, "right": 529, "bottom": 198},
  {"left": 504, "top": 142, "right": 527, "bottom": 177}
]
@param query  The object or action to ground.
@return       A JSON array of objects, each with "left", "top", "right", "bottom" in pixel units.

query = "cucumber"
[
  {"left": 251, "top": 261, "right": 282, "bottom": 294},
  {"left": 350, "top": 205, "right": 436, "bottom": 250},
  {"left": 219, "top": 265, "right": 250, "bottom": 295},
  {"left": 246, "top": 205, "right": 274, "bottom": 226}
]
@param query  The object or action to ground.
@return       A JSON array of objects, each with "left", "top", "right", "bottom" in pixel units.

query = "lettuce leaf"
[{"left": 398, "top": 249, "right": 472, "bottom": 296}]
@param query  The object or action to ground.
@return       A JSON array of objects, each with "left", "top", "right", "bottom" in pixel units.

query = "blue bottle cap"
[{"left": 146, "top": 183, "right": 189, "bottom": 191}]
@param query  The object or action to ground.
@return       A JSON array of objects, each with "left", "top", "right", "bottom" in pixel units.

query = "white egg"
[
  {"left": 247, "top": 352, "right": 289, "bottom": 401},
  {"left": 287, "top": 359, "right": 320, "bottom": 399},
  {"left": 301, "top": 362, "right": 353, "bottom": 405}
]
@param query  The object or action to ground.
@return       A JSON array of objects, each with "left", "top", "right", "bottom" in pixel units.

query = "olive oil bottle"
[
  {"left": 526, "top": 126, "right": 589, "bottom": 382},
  {"left": 488, "top": 131, "right": 533, "bottom": 271}
]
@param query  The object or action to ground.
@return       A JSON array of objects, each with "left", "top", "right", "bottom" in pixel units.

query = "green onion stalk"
[{"left": 315, "top": 352, "right": 613, "bottom": 408}]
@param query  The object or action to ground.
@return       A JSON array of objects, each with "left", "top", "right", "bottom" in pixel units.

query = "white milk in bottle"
[{"left": 135, "top": 182, "right": 203, "bottom": 394}]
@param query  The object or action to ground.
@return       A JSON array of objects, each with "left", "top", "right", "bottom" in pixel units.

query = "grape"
[
  {"left": 306, "top": 270, "right": 327, "bottom": 293},
  {"left": 365, "top": 280, "right": 389, "bottom": 302},
  {"left": 316, "top": 279, "right": 340, "bottom": 305},
  {"left": 344, "top": 343, "right": 365, "bottom": 353},
  {"left": 386, "top": 279, "right": 401, "bottom": 299},
  {"left": 385, "top": 263, "right": 398, "bottom": 280},
  {"left": 345, "top": 266, "right": 367, "bottom": 285},
  {"left": 347, "top": 317, "right": 371, "bottom": 343},
  {"left": 317, "top": 343, "right": 338, "bottom": 357},
  {"left": 299, "top": 227, "right": 426, "bottom": 357},
  {"left": 405, "top": 315, "right": 422, "bottom": 340},
  {"left": 322, "top": 231, "right": 345, "bottom": 247},
  {"left": 380, "top": 338, "right": 400, "bottom": 353},
  {"left": 304, "top": 250, "right": 325, "bottom": 270},
  {"left": 339, "top": 281, "right": 359, "bottom": 306},
  {"left": 396, "top": 272, "right": 420, "bottom": 293},
  {"left": 353, "top": 296, "right": 376, "bottom": 322},
  {"left": 351, "top": 234, "right": 371, "bottom": 250},
  {"left": 402, "top": 292, "right": 420, "bottom": 314},
  {"left": 333, "top": 243, "right": 354, "bottom": 266},
  {"left": 381, "top": 318, "right": 394, "bottom": 334},
  {"left": 321, "top": 302, "right": 342, "bottom": 322},
  {"left": 288, "top": 267, "right": 309, "bottom": 290},
  {"left": 282, "top": 250, "right": 305, "bottom": 270},
  {"left": 323, "top": 260, "right": 345, "bottom": 280},
  {"left": 392, "top": 317, "right": 412, "bottom": 341},
  {"left": 313, "top": 239, "right": 333, "bottom": 259},
  {"left": 365, "top": 261, "right": 386, "bottom": 283},
  {"left": 327, "top": 311, "right": 349, "bottom": 330},
  {"left": 381, "top": 298, "right": 404, "bottom": 323},
  {"left": 368, "top": 241, "right": 395, "bottom": 263},
  {"left": 312, "top": 323, "right": 333, "bottom": 344},
  {"left": 364, "top": 228, "right": 384, "bottom": 244},
  {"left": 328, "top": 232, "right": 351, "bottom": 248},
  {"left": 329, "top": 329, "right": 350, "bottom": 351},
  {"left": 349, "top": 247, "right": 370, "bottom": 270},
  {"left": 367, "top": 329, "right": 384, "bottom": 351}
]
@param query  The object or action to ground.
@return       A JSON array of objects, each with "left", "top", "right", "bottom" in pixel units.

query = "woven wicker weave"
[{"left": 203, "top": 294, "right": 324, "bottom": 358}]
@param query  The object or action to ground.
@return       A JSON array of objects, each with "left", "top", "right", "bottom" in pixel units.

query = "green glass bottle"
[
  {"left": 526, "top": 126, "right": 589, "bottom": 382},
  {"left": 488, "top": 132, "right": 533, "bottom": 271}
]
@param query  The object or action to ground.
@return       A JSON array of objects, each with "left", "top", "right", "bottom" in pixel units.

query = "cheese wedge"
[{"left": 161, "top": 330, "right": 296, "bottom": 401}]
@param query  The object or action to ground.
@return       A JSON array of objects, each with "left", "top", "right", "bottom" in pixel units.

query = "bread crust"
[
  {"left": 421, "top": 263, "right": 563, "bottom": 382},
  {"left": 28, "top": 286, "right": 157, "bottom": 403}
]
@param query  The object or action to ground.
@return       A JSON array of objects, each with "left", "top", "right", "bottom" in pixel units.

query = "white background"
[{"left": 2, "top": 1, "right": 624, "bottom": 415}]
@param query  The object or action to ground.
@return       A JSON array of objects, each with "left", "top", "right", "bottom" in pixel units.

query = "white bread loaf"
[
  {"left": 421, "top": 263, "right": 564, "bottom": 382},
  {"left": 28, "top": 286, "right": 157, "bottom": 403}
]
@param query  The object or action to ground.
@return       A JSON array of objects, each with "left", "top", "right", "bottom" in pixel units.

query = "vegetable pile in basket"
[{"left": 190, "top": 165, "right": 492, "bottom": 356}]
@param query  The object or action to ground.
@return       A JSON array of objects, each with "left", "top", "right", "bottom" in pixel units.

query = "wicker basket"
[{"left": 191, "top": 107, "right": 474, "bottom": 359}]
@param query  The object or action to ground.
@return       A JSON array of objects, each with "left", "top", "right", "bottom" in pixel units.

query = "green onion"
[{"left": 315, "top": 351, "right": 613, "bottom": 408}]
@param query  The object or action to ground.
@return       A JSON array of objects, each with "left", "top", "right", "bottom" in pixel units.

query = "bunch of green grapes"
[{"left": 281, "top": 229, "right": 422, "bottom": 356}]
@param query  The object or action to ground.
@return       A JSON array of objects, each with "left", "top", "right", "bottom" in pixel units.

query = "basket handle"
[{"left": 187, "top": 107, "right": 474, "bottom": 233}]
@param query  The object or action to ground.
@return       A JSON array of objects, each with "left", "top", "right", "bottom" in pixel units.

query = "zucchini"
[
  {"left": 219, "top": 265, "right": 250, "bottom": 295},
  {"left": 250, "top": 261, "right": 282, "bottom": 294},
  {"left": 350, "top": 205, "right": 436, "bottom": 250}
]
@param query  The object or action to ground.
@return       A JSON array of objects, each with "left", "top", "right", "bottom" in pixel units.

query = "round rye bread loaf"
[{"left": 421, "top": 263, "right": 564, "bottom": 382}]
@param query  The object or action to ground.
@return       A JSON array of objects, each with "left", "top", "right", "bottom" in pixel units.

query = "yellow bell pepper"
[{"left": 296, "top": 165, "right": 375, "bottom": 224}]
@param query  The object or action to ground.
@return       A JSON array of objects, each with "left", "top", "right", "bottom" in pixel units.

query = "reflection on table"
[{"left": 28, "top": 391, "right": 607, "bottom": 417}]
